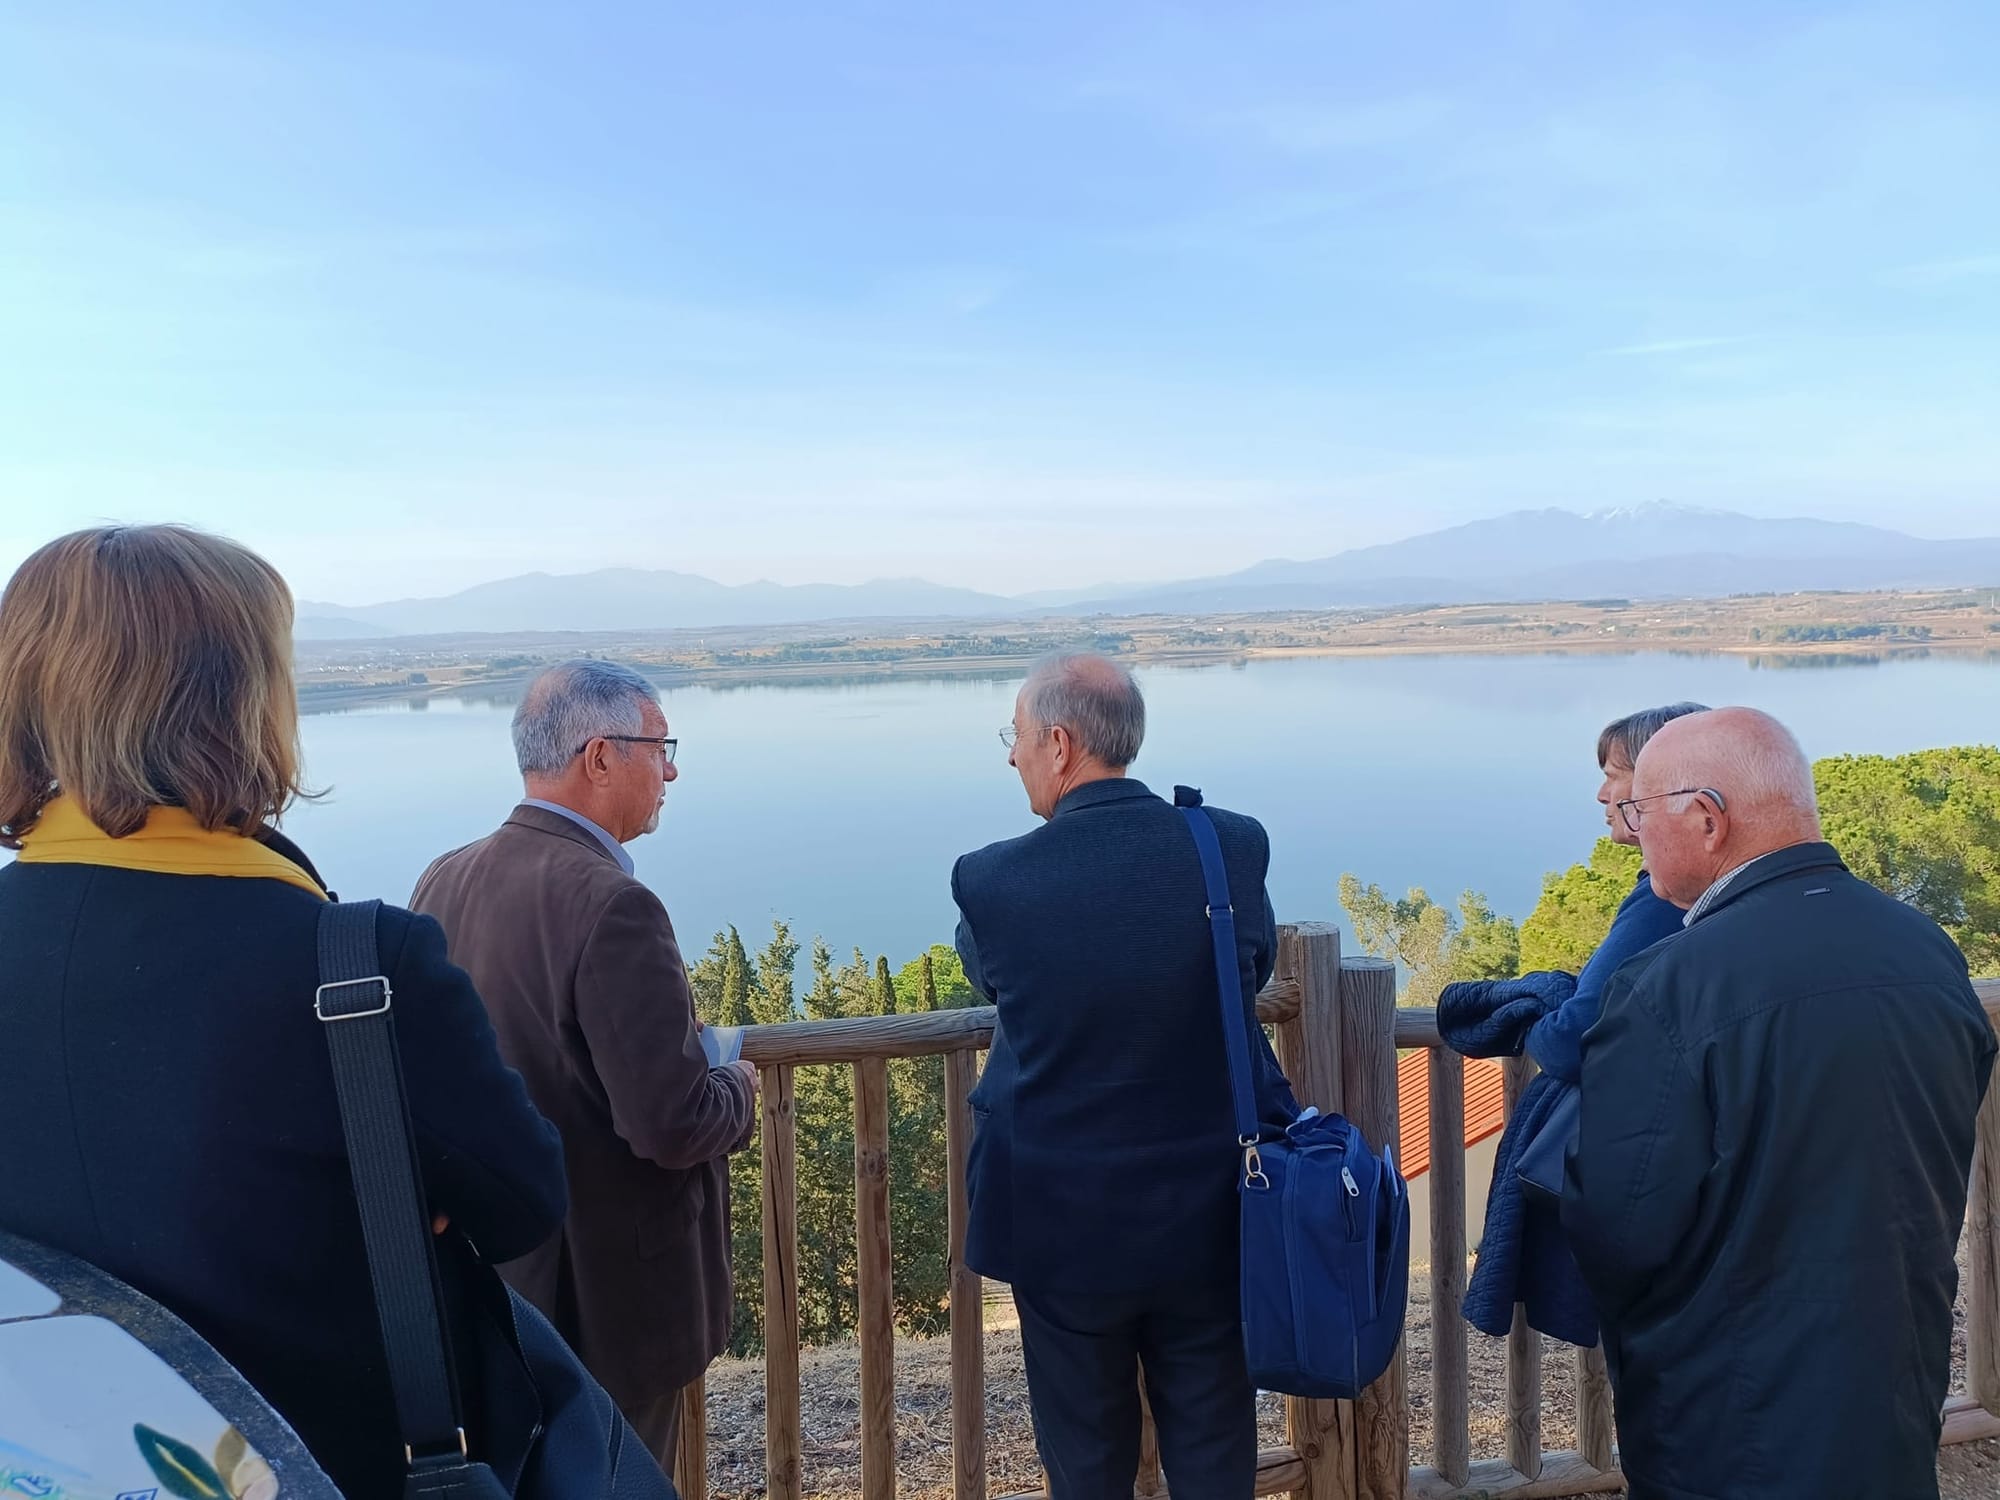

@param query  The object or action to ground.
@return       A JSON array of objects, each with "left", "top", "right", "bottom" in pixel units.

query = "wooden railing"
[{"left": 671, "top": 941, "right": 2000, "bottom": 1500}]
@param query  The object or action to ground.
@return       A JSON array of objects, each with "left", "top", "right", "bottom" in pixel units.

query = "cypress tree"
[{"left": 721, "top": 925, "right": 754, "bottom": 1027}]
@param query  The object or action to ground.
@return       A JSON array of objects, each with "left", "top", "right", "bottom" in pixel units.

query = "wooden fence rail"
[{"left": 676, "top": 954, "right": 2000, "bottom": 1500}]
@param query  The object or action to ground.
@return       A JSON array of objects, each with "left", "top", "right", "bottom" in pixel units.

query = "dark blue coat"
[
  {"left": 952, "top": 778, "right": 1295, "bottom": 1294},
  {"left": 1439, "top": 970, "right": 1600, "bottom": 1347},
  {"left": 1525, "top": 871, "right": 1685, "bottom": 1085},
  {"left": 0, "top": 842, "right": 568, "bottom": 1499}
]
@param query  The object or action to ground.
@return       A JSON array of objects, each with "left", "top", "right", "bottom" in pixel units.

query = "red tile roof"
[{"left": 1395, "top": 1051, "right": 1508, "bottom": 1181}]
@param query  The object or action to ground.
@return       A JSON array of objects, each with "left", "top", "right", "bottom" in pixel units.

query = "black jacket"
[
  {"left": 0, "top": 846, "right": 568, "bottom": 1498},
  {"left": 952, "top": 778, "right": 1296, "bottom": 1294},
  {"left": 1562, "top": 842, "right": 1996, "bottom": 1500}
]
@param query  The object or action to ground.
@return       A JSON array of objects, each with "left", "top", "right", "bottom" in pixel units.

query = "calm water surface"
[{"left": 277, "top": 652, "right": 2000, "bottom": 969}]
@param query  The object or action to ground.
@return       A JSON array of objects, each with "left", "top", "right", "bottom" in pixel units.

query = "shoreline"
[
  {"left": 295, "top": 635, "right": 1994, "bottom": 712},
  {"left": 295, "top": 585, "right": 2000, "bottom": 709}
]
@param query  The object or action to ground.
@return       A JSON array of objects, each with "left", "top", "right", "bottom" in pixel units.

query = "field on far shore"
[{"left": 295, "top": 586, "right": 2000, "bottom": 709}]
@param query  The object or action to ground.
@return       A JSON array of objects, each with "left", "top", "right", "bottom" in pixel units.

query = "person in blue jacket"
[
  {"left": 1524, "top": 701, "right": 1710, "bottom": 1083},
  {"left": 1442, "top": 701, "right": 1708, "bottom": 1347}
]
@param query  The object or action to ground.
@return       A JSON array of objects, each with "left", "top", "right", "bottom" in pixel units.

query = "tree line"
[
  {"left": 689, "top": 744, "right": 1998, "bottom": 1356},
  {"left": 686, "top": 927, "right": 980, "bottom": 1355},
  {"left": 1339, "top": 744, "right": 1999, "bottom": 1002}
]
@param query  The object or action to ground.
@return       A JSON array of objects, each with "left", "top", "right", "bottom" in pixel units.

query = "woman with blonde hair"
[{"left": 0, "top": 525, "right": 567, "bottom": 1496}]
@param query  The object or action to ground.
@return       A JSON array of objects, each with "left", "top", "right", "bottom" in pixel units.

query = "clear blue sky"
[{"left": 2, "top": 2, "right": 1996, "bottom": 603}]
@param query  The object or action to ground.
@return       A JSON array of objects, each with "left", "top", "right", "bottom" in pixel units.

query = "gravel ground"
[{"left": 694, "top": 1247, "right": 1994, "bottom": 1498}]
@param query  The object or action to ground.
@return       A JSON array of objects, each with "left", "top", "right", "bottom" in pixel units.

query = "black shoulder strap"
[{"left": 316, "top": 899, "right": 467, "bottom": 1466}]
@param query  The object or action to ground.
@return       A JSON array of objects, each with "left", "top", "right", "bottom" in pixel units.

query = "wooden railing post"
[
  {"left": 1967, "top": 995, "right": 2000, "bottom": 1417},
  {"left": 1275, "top": 923, "right": 1355, "bottom": 1500},
  {"left": 762, "top": 1065, "right": 804, "bottom": 1500},
  {"left": 1337, "top": 956, "right": 1406, "bottom": 1500},
  {"left": 1576, "top": 1343, "right": 1615, "bottom": 1471},
  {"left": 1426, "top": 1048, "right": 1470, "bottom": 1489},
  {"left": 945, "top": 1047, "right": 988, "bottom": 1500},
  {"left": 1501, "top": 1054, "right": 1544, "bottom": 1481},
  {"left": 1136, "top": 1374, "right": 1165, "bottom": 1497},
  {"left": 855, "top": 1057, "right": 897, "bottom": 1500},
  {"left": 674, "top": 1375, "right": 707, "bottom": 1500}
]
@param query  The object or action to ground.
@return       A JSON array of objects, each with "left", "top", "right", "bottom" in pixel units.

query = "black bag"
[
  {"left": 315, "top": 898, "right": 678, "bottom": 1500},
  {"left": 1513, "top": 1082, "right": 1579, "bottom": 1207}
]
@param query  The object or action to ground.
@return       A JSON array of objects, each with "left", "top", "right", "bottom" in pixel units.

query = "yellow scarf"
[{"left": 14, "top": 795, "right": 327, "bottom": 899}]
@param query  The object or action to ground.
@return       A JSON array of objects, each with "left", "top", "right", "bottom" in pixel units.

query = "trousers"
[
  {"left": 1013, "top": 1279, "right": 1256, "bottom": 1500},
  {"left": 626, "top": 1383, "right": 686, "bottom": 1477}
]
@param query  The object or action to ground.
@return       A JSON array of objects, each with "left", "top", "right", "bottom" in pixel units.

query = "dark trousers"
[
  {"left": 1013, "top": 1280, "right": 1256, "bottom": 1500},
  {"left": 627, "top": 1384, "right": 686, "bottom": 1476}
]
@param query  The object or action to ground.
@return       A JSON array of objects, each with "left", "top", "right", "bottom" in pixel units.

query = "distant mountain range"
[
  {"left": 296, "top": 502, "right": 2000, "bottom": 640},
  {"left": 299, "top": 573, "right": 1017, "bottom": 638}
]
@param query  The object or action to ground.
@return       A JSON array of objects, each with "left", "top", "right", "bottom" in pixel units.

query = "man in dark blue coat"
[
  {"left": 1564, "top": 708, "right": 1996, "bottom": 1500},
  {"left": 953, "top": 652, "right": 1294, "bottom": 1500}
]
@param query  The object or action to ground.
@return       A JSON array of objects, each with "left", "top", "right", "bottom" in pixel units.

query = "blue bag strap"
[{"left": 1174, "top": 786, "right": 1262, "bottom": 1152}]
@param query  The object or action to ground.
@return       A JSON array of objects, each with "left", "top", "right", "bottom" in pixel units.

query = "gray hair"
[
  {"left": 1597, "top": 702, "right": 1710, "bottom": 769},
  {"left": 1021, "top": 652, "right": 1145, "bottom": 768},
  {"left": 512, "top": 659, "right": 660, "bottom": 776}
]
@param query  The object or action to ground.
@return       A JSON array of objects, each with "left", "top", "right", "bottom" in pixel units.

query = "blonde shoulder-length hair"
[{"left": 0, "top": 524, "right": 307, "bottom": 846}]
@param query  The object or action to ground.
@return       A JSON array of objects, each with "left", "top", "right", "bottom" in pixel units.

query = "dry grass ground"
[{"left": 697, "top": 1249, "right": 1996, "bottom": 1499}]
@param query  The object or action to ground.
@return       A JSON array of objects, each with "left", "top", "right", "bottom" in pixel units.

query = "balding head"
[
  {"left": 1021, "top": 652, "right": 1145, "bottom": 766},
  {"left": 1007, "top": 652, "right": 1144, "bottom": 819},
  {"left": 1630, "top": 707, "right": 1822, "bottom": 906}
]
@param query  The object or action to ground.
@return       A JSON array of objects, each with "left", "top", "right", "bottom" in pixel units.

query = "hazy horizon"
[{"left": 4, "top": 3, "right": 1997, "bottom": 603}]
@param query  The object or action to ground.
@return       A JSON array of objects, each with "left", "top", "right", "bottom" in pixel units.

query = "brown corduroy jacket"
[{"left": 412, "top": 803, "right": 754, "bottom": 1411}]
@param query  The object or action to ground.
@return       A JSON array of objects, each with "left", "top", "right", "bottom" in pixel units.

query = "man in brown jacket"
[{"left": 412, "top": 658, "right": 757, "bottom": 1470}]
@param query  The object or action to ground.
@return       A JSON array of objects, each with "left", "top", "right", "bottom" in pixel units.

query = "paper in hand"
[{"left": 700, "top": 1024, "right": 744, "bottom": 1067}]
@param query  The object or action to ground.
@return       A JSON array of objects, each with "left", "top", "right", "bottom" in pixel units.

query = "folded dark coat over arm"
[{"left": 1559, "top": 953, "right": 1712, "bottom": 1324}]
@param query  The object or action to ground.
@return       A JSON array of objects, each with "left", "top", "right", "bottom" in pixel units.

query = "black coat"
[
  {"left": 951, "top": 778, "right": 1296, "bottom": 1294},
  {"left": 0, "top": 845, "right": 568, "bottom": 1498},
  {"left": 1562, "top": 842, "right": 1996, "bottom": 1500}
]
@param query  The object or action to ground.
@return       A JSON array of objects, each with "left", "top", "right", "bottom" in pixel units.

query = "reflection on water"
[
  {"left": 1747, "top": 651, "right": 1901, "bottom": 670},
  {"left": 275, "top": 650, "right": 2000, "bottom": 974},
  {"left": 299, "top": 645, "right": 2000, "bottom": 720},
  {"left": 299, "top": 666, "right": 1063, "bottom": 715}
]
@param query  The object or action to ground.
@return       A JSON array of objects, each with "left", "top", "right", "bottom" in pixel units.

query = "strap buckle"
[
  {"left": 406, "top": 1428, "right": 469, "bottom": 1466},
  {"left": 1240, "top": 1134, "right": 1270, "bottom": 1191},
  {"left": 316, "top": 976, "right": 393, "bottom": 1022},
  {"left": 1205, "top": 904, "right": 1233, "bottom": 918}
]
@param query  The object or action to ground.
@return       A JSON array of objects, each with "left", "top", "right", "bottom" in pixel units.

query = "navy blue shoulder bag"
[{"left": 1174, "top": 787, "right": 1411, "bottom": 1400}]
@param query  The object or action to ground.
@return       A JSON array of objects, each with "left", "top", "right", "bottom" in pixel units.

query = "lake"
[{"left": 276, "top": 651, "right": 2000, "bottom": 972}]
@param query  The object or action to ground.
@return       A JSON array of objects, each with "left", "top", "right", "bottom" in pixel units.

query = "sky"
[{"left": 2, "top": 1, "right": 1997, "bottom": 604}]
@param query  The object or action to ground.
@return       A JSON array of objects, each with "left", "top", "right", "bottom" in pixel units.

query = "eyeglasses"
[
  {"left": 1614, "top": 785, "right": 1725, "bottom": 833},
  {"left": 998, "top": 724, "right": 1054, "bottom": 749},
  {"left": 575, "top": 734, "right": 677, "bottom": 765}
]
